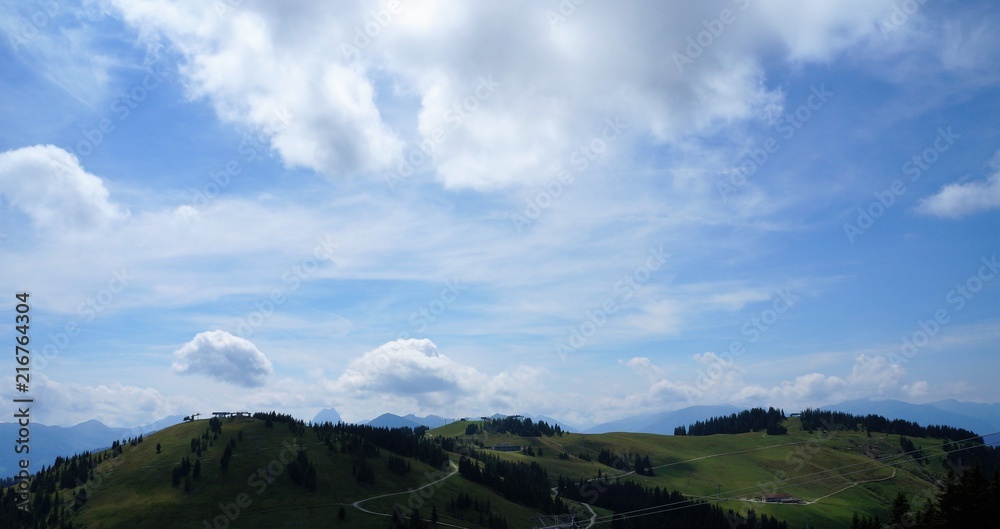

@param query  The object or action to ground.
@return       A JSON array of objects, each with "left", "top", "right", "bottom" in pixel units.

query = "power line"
[{"left": 578, "top": 431, "right": 999, "bottom": 527}]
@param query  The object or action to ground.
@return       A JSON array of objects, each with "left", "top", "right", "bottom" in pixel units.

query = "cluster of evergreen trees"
[
  {"left": 188, "top": 421, "right": 223, "bottom": 458},
  {"left": 219, "top": 439, "right": 236, "bottom": 473},
  {"left": 285, "top": 449, "right": 318, "bottom": 492},
  {"left": 898, "top": 435, "right": 929, "bottom": 465},
  {"left": 447, "top": 492, "right": 508, "bottom": 529},
  {"left": 387, "top": 454, "right": 411, "bottom": 475},
  {"left": 480, "top": 416, "right": 563, "bottom": 437},
  {"left": 52, "top": 454, "right": 94, "bottom": 491},
  {"left": 170, "top": 456, "right": 199, "bottom": 492},
  {"left": 850, "top": 464, "right": 1000, "bottom": 528},
  {"left": 675, "top": 407, "right": 787, "bottom": 436},
  {"left": 253, "top": 411, "right": 308, "bottom": 435},
  {"left": 0, "top": 435, "right": 142, "bottom": 529},
  {"left": 457, "top": 451, "right": 568, "bottom": 514},
  {"left": 798, "top": 409, "right": 981, "bottom": 443},
  {"left": 943, "top": 439, "right": 1000, "bottom": 477},
  {"left": 388, "top": 505, "right": 439, "bottom": 529},
  {"left": 311, "top": 422, "right": 449, "bottom": 469},
  {"left": 556, "top": 477, "right": 788, "bottom": 529},
  {"left": 308, "top": 421, "right": 450, "bottom": 486},
  {"left": 595, "top": 449, "right": 654, "bottom": 476}
]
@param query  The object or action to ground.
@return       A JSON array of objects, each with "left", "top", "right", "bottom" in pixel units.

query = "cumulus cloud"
[
  {"left": 172, "top": 330, "right": 274, "bottom": 387},
  {"left": 98, "top": 0, "right": 897, "bottom": 190},
  {"left": 915, "top": 171, "right": 1000, "bottom": 218},
  {"left": 103, "top": 0, "right": 403, "bottom": 177},
  {"left": 0, "top": 144, "right": 128, "bottom": 230},
  {"left": 328, "top": 338, "right": 547, "bottom": 414},
  {"left": 334, "top": 338, "right": 480, "bottom": 399}
]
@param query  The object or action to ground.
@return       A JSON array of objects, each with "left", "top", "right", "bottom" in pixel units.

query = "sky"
[{"left": 0, "top": 0, "right": 998, "bottom": 429}]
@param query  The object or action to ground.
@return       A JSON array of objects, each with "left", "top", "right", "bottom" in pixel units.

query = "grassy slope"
[
  {"left": 53, "top": 418, "right": 544, "bottom": 529},
  {"left": 432, "top": 418, "right": 949, "bottom": 529},
  {"left": 19, "top": 417, "right": 952, "bottom": 529}
]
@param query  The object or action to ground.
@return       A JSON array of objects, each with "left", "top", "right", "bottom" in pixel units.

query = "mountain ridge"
[{"left": 9, "top": 398, "right": 999, "bottom": 478}]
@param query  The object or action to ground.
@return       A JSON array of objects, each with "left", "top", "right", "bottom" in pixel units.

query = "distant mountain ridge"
[
  {"left": 820, "top": 398, "right": 1000, "bottom": 443},
  {"left": 311, "top": 407, "right": 343, "bottom": 424},
  {"left": 367, "top": 412, "right": 424, "bottom": 429},
  {"left": 361, "top": 411, "right": 579, "bottom": 432},
  {"left": 584, "top": 404, "right": 741, "bottom": 434},
  {"left": 0, "top": 414, "right": 185, "bottom": 478},
  {"left": 582, "top": 400, "right": 1000, "bottom": 439},
  {"left": 9, "top": 399, "right": 999, "bottom": 479}
]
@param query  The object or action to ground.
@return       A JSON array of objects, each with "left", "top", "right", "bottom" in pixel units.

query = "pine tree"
[
  {"left": 220, "top": 444, "right": 233, "bottom": 473},
  {"left": 889, "top": 491, "right": 910, "bottom": 526}
]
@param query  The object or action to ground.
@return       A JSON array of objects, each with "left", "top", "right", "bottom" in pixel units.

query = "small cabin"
[{"left": 762, "top": 493, "right": 800, "bottom": 503}]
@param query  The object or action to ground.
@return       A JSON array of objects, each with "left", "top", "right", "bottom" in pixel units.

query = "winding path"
[
  {"left": 352, "top": 460, "right": 469, "bottom": 528},
  {"left": 800, "top": 467, "right": 897, "bottom": 505}
]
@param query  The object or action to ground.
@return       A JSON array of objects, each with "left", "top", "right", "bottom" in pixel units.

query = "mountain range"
[
  {"left": 7, "top": 399, "right": 998, "bottom": 479},
  {"left": 583, "top": 404, "right": 742, "bottom": 434},
  {"left": 0, "top": 415, "right": 186, "bottom": 477}
]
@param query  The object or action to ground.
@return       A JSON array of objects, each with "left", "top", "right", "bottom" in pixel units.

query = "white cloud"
[
  {"left": 0, "top": 4, "right": 119, "bottom": 107},
  {"left": 0, "top": 145, "right": 128, "bottom": 230},
  {"left": 334, "top": 338, "right": 478, "bottom": 396},
  {"left": 621, "top": 357, "right": 665, "bottom": 383},
  {"left": 172, "top": 330, "right": 274, "bottom": 387},
  {"left": 620, "top": 352, "right": 913, "bottom": 413},
  {"left": 96, "top": 0, "right": 899, "bottom": 190},
  {"left": 846, "top": 353, "right": 906, "bottom": 395},
  {"left": 102, "top": 0, "right": 403, "bottom": 177},
  {"left": 21, "top": 374, "right": 171, "bottom": 428},
  {"left": 915, "top": 171, "right": 1000, "bottom": 218},
  {"left": 328, "top": 338, "right": 549, "bottom": 416}
]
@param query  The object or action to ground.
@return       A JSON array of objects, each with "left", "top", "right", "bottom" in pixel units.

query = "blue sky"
[{"left": 1, "top": 0, "right": 998, "bottom": 428}]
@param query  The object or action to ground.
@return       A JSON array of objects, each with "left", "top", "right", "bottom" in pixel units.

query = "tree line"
[
  {"left": 596, "top": 449, "right": 654, "bottom": 476},
  {"left": 478, "top": 416, "right": 563, "bottom": 437},
  {"left": 797, "top": 408, "right": 982, "bottom": 443},
  {"left": 310, "top": 421, "right": 450, "bottom": 470},
  {"left": 850, "top": 463, "right": 1000, "bottom": 528},
  {"left": 0, "top": 435, "right": 144, "bottom": 529},
  {"left": 458, "top": 450, "right": 568, "bottom": 514},
  {"left": 674, "top": 407, "right": 787, "bottom": 436},
  {"left": 557, "top": 476, "right": 788, "bottom": 529}
]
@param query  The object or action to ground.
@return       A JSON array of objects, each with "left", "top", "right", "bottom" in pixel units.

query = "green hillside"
[
  {"left": 429, "top": 417, "right": 960, "bottom": 529},
  {"left": 28, "top": 417, "right": 548, "bottom": 529},
  {"left": 1, "top": 414, "right": 986, "bottom": 529}
]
